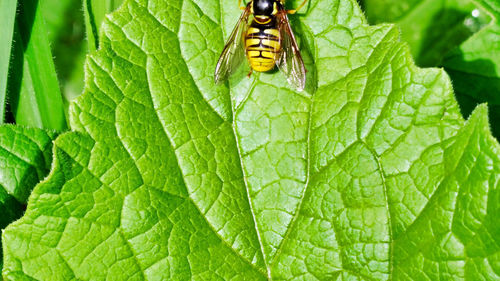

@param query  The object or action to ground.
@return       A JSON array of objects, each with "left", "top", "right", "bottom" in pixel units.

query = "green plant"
[
  {"left": 0, "top": 0, "right": 18, "bottom": 124},
  {"left": 1, "top": 0, "right": 499, "bottom": 279},
  {"left": 0, "top": 0, "right": 122, "bottom": 272},
  {"left": 0, "top": 126, "right": 57, "bottom": 269},
  {"left": 362, "top": 0, "right": 500, "bottom": 141},
  {"left": 443, "top": 0, "right": 500, "bottom": 142}
]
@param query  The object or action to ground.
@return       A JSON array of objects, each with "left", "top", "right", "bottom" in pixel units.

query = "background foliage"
[{"left": 360, "top": 0, "right": 500, "bottom": 140}]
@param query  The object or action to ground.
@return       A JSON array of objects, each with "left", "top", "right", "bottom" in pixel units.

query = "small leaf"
[
  {"left": 2, "top": 0, "right": 499, "bottom": 279},
  {"left": 0, "top": 125, "right": 57, "bottom": 270}
]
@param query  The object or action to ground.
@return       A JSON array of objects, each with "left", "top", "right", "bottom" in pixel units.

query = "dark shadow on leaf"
[
  {"left": 0, "top": 194, "right": 24, "bottom": 231},
  {"left": 444, "top": 53, "right": 500, "bottom": 140}
]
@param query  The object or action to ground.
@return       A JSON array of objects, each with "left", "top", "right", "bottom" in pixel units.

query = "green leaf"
[
  {"left": 443, "top": 0, "right": 500, "bottom": 140},
  {"left": 0, "top": 125, "right": 58, "bottom": 270},
  {"left": 0, "top": 0, "right": 18, "bottom": 124},
  {"left": 362, "top": 0, "right": 490, "bottom": 66},
  {"left": 7, "top": 0, "right": 67, "bottom": 131},
  {"left": 359, "top": 0, "right": 500, "bottom": 139},
  {"left": 2, "top": 0, "right": 499, "bottom": 279}
]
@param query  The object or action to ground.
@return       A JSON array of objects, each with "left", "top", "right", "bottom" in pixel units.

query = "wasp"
[{"left": 214, "top": 0, "right": 308, "bottom": 91}]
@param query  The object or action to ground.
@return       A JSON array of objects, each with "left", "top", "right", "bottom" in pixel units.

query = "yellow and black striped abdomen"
[{"left": 245, "top": 20, "right": 281, "bottom": 72}]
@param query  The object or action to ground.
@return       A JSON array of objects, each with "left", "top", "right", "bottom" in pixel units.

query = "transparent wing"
[
  {"left": 276, "top": 10, "right": 306, "bottom": 91},
  {"left": 214, "top": 6, "right": 251, "bottom": 84}
]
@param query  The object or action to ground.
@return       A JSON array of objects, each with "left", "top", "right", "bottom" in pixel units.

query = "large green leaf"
[
  {"left": 362, "top": 0, "right": 490, "bottom": 67},
  {"left": 0, "top": 125, "right": 57, "bottom": 269},
  {"left": 2, "top": 0, "right": 499, "bottom": 279},
  {"left": 443, "top": 0, "right": 500, "bottom": 140}
]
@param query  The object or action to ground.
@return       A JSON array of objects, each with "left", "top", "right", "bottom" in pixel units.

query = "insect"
[{"left": 214, "top": 0, "right": 308, "bottom": 91}]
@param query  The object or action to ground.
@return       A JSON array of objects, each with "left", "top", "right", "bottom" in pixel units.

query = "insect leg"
[{"left": 287, "top": 0, "right": 308, "bottom": 14}]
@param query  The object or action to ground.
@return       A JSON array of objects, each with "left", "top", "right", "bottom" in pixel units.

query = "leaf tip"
[{"left": 467, "top": 103, "right": 500, "bottom": 146}]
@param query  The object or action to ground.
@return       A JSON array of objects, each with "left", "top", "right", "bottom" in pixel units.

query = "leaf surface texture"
[{"left": 2, "top": 0, "right": 499, "bottom": 279}]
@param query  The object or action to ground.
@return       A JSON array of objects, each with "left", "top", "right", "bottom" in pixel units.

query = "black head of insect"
[
  {"left": 252, "top": 0, "right": 279, "bottom": 16},
  {"left": 252, "top": 0, "right": 279, "bottom": 24}
]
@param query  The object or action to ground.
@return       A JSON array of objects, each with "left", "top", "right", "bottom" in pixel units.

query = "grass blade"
[
  {"left": 83, "top": 0, "right": 123, "bottom": 52},
  {"left": 83, "top": 0, "right": 99, "bottom": 52},
  {"left": 0, "top": 0, "right": 19, "bottom": 124},
  {"left": 8, "top": 0, "right": 67, "bottom": 131}
]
